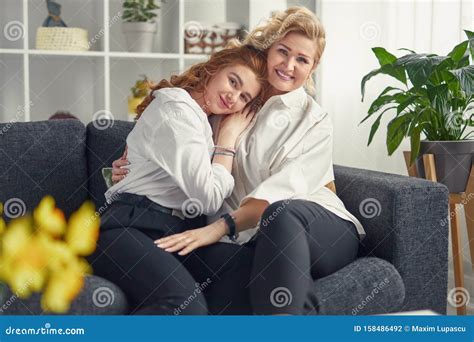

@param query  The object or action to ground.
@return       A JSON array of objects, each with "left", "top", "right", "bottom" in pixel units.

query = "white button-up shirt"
[
  {"left": 211, "top": 87, "right": 366, "bottom": 244},
  {"left": 105, "top": 88, "right": 234, "bottom": 216}
]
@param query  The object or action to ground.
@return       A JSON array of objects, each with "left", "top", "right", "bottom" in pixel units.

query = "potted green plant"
[
  {"left": 122, "top": 0, "right": 160, "bottom": 52},
  {"left": 360, "top": 30, "right": 474, "bottom": 193}
]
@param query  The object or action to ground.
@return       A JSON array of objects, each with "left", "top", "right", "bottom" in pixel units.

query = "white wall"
[{"left": 318, "top": 0, "right": 474, "bottom": 176}]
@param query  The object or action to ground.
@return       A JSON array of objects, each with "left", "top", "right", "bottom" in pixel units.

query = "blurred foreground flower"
[{"left": 0, "top": 196, "right": 99, "bottom": 313}]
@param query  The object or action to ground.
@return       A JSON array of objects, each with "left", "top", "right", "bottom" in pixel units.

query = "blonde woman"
[{"left": 112, "top": 7, "right": 366, "bottom": 315}]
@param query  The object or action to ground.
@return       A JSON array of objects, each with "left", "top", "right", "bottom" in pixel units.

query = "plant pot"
[
  {"left": 122, "top": 22, "right": 157, "bottom": 53},
  {"left": 415, "top": 140, "right": 474, "bottom": 193}
]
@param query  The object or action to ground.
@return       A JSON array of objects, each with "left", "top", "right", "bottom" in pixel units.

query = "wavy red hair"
[{"left": 136, "top": 45, "right": 268, "bottom": 119}]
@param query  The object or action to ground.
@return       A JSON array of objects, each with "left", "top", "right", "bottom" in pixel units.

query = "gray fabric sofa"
[{"left": 0, "top": 120, "right": 449, "bottom": 315}]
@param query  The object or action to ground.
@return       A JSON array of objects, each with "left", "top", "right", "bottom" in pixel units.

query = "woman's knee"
[{"left": 259, "top": 199, "right": 305, "bottom": 233}]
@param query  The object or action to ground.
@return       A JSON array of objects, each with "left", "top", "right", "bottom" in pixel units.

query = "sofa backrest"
[
  {"left": 0, "top": 120, "right": 88, "bottom": 219},
  {"left": 86, "top": 121, "right": 134, "bottom": 210}
]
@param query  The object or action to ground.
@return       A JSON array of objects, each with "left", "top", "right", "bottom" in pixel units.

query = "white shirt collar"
[
  {"left": 278, "top": 87, "right": 307, "bottom": 109},
  {"left": 273, "top": 87, "right": 327, "bottom": 123}
]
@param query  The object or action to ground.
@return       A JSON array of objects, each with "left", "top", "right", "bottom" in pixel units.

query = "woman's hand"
[
  {"left": 111, "top": 146, "right": 129, "bottom": 184},
  {"left": 154, "top": 219, "right": 228, "bottom": 256},
  {"left": 218, "top": 106, "right": 256, "bottom": 144}
]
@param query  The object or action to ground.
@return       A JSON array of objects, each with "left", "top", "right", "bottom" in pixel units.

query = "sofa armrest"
[{"left": 334, "top": 165, "right": 449, "bottom": 314}]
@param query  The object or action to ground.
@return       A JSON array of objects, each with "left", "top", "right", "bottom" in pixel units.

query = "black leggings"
[
  {"left": 249, "top": 199, "right": 360, "bottom": 314},
  {"left": 193, "top": 199, "right": 361, "bottom": 315},
  {"left": 89, "top": 194, "right": 209, "bottom": 315},
  {"left": 89, "top": 193, "right": 254, "bottom": 315}
]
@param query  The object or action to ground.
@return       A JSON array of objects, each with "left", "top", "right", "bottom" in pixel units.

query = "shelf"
[
  {"left": 0, "top": 49, "right": 25, "bottom": 55},
  {"left": 109, "top": 0, "right": 180, "bottom": 54},
  {"left": 0, "top": 0, "right": 24, "bottom": 50},
  {"left": 29, "top": 55, "right": 105, "bottom": 122},
  {"left": 109, "top": 59, "right": 180, "bottom": 121},
  {"left": 0, "top": 55, "right": 24, "bottom": 122},
  {"left": 1, "top": 0, "right": 319, "bottom": 123},
  {"left": 109, "top": 52, "right": 181, "bottom": 59},
  {"left": 28, "top": 49, "right": 106, "bottom": 57},
  {"left": 28, "top": 0, "right": 105, "bottom": 52},
  {"left": 183, "top": 54, "right": 209, "bottom": 60}
]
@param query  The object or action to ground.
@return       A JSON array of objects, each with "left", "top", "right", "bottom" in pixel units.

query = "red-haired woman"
[{"left": 90, "top": 45, "right": 268, "bottom": 315}]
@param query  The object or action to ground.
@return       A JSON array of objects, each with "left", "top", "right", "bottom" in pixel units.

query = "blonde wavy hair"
[{"left": 243, "top": 7, "right": 326, "bottom": 95}]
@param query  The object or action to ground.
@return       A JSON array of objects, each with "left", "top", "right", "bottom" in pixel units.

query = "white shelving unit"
[{"left": 0, "top": 0, "right": 317, "bottom": 123}]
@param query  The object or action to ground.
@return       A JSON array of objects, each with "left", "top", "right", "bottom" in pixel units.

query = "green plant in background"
[
  {"left": 122, "top": 0, "right": 160, "bottom": 23},
  {"left": 360, "top": 30, "right": 474, "bottom": 164}
]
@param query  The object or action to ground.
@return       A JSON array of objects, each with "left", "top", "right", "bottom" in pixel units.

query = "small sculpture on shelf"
[
  {"left": 184, "top": 22, "right": 242, "bottom": 54},
  {"left": 36, "top": 0, "right": 90, "bottom": 51},
  {"left": 42, "top": 0, "right": 67, "bottom": 28},
  {"left": 128, "top": 75, "right": 151, "bottom": 121}
]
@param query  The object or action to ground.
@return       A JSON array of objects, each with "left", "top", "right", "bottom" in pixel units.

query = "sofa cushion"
[
  {"left": 0, "top": 275, "right": 128, "bottom": 315},
  {"left": 0, "top": 120, "right": 88, "bottom": 219},
  {"left": 307, "top": 257, "right": 405, "bottom": 315},
  {"left": 86, "top": 121, "right": 134, "bottom": 210}
]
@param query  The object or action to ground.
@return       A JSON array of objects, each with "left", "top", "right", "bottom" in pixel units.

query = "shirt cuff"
[{"left": 211, "top": 163, "right": 235, "bottom": 198}]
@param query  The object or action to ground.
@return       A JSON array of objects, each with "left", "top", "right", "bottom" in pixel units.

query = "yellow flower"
[
  {"left": 1, "top": 227, "right": 47, "bottom": 297},
  {"left": 0, "top": 203, "right": 5, "bottom": 235},
  {"left": 41, "top": 268, "right": 84, "bottom": 313},
  {"left": 65, "top": 201, "right": 99, "bottom": 256},
  {"left": 2, "top": 217, "right": 32, "bottom": 258},
  {"left": 34, "top": 196, "right": 66, "bottom": 237}
]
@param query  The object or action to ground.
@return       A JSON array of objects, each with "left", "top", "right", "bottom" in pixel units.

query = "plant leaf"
[
  {"left": 372, "top": 47, "right": 397, "bottom": 66},
  {"left": 386, "top": 113, "right": 412, "bottom": 155},
  {"left": 396, "top": 53, "right": 450, "bottom": 88},
  {"left": 465, "top": 30, "right": 474, "bottom": 60},
  {"left": 361, "top": 65, "right": 407, "bottom": 101},
  {"left": 426, "top": 84, "right": 449, "bottom": 115},
  {"left": 450, "top": 66, "right": 474, "bottom": 96},
  {"left": 367, "top": 113, "right": 384, "bottom": 146},
  {"left": 398, "top": 48, "right": 416, "bottom": 54},
  {"left": 448, "top": 40, "right": 468, "bottom": 63},
  {"left": 410, "top": 125, "right": 422, "bottom": 164}
]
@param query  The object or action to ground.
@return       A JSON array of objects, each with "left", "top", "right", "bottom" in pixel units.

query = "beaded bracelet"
[
  {"left": 214, "top": 151, "right": 235, "bottom": 157},
  {"left": 214, "top": 146, "right": 236, "bottom": 154}
]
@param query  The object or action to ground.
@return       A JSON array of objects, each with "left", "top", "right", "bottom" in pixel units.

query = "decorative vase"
[
  {"left": 122, "top": 22, "right": 157, "bottom": 53},
  {"left": 415, "top": 140, "right": 474, "bottom": 193}
]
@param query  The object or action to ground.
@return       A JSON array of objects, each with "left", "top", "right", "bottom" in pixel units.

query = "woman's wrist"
[
  {"left": 214, "top": 219, "right": 229, "bottom": 237},
  {"left": 216, "top": 133, "right": 238, "bottom": 148}
]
